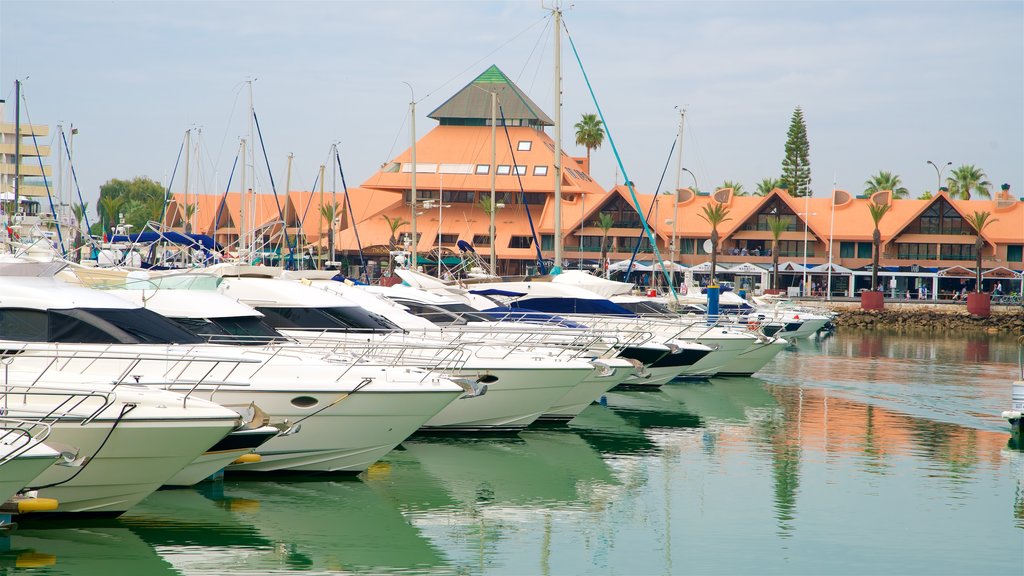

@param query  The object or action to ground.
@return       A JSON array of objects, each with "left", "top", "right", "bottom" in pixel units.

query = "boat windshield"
[
  {"left": 388, "top": 299, "right": 465, "bottom": 326},
  {"left": 435, "top": 303, "right": 493, "bottom": 323},
  {"left": 0, "top": 306, "right": 205, "bottom": 344},
  {"left": 172, "top": 316, "right": 286, "bottom": 346},
  {"left": 615, "top": 301, "right": 675, "bottom": 315},
  {"left": 256, "top": 306, "right": 399, "bottom": 332}
]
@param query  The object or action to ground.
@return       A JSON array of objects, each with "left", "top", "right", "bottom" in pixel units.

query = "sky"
[{"left": 2, "top": 0, "right": 1022, "bottom": 218}]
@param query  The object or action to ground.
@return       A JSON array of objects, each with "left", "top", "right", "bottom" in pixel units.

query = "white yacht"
[
  {"left": 2, "top": 268, "right": 466, "bottom": 474},
  {"left": 208, "top": 273, "right": 598, "bottom": 431},
  {"left": 393, "top": 270, "right": 714, "bottom": 386},
  {"left": 312, "top": 279, "right": 637, "bottom": 420},
  {"left": 0, "top": 377, "right": 240, "bottom": 517}
]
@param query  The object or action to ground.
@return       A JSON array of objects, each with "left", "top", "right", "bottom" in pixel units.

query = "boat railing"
[
  {"left": 0, "top": 417, "right": 53, "bottom": 467},
  {"left": 406, "top": 321, "right": 626, "bottom": 361},
  {"left": 0, "top": 343, "right": 261, "bottom": 406},
  {"left": 281, "top": 330, "right": 476, "bottom": 379},
  {"left": 0, "top": 384, "right": 118, "bottom": 427}
]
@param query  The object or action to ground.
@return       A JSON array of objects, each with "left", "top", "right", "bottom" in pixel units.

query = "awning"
[{"left": 808, "top": 263, "right": 853, "bottom": 274}]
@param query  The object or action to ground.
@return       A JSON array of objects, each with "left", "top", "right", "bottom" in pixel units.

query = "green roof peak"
[
  {"left": 473, "top": 65, "right": 510, "bottom": 85},
  {"left": 428, "top": 65, "right": 553, "bottom": 126}
]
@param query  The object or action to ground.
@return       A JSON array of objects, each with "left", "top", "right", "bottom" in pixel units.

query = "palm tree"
[
  {"left": 381, "top": 214, "right": 410, "bottom": 274},
  {"left": 183, "top": 203, "right": 197, "bottom": 234},
  {"left": 767, "top": 215, "right": 787, "bottom": 291},
  {"left": 917, "top": 191, "right": 934, "bottom": 200},
  {"left": 964, "top": 211, "right": 998, "bottom": 293},
  {"left": 699, "top": 203, "right": 731, "bottom": 284},
  {"left": 595, "top": 212, "right": 614, "bottom": 278},
  {"left": 70, "top": 201, "right": 89, "bottom": 259},
  {"left": 382, "top": 214, "right": 409, "bottom": 250},
  {"left": 946, "top": 164, "right": 991, "bottom": 200},
  {"left": 756, "top": 178, "right": 781, "bottom": 196},
  {"left": 319, "top": 202, "right": 340, "bottom": 265},
  {"left": 867, "top": 202, "right": 891, "bottom": 292},
  {"left": 97, "top": 194, "right": 125, "bottom": 236},
  {"left": 574, "top": 113, "right": 605, "bottom": 172},
  {"left": 721, "top": 181, "right": 746, "bottom": 196},
  {"left": 864, "top": 171, "right": 909, "bottom": 199}
]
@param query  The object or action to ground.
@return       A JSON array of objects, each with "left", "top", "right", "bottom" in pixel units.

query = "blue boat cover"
[
  {"left": 477, "top": 307, "right": 589, "bottom": 328},
  {"left": 469, "top": 288, "right": 527, "bottom": 297},
  {"left": 510, "top": 297, "right": 635, "bottom": 316},
  {"left": 110, "top": 232, "right": 223, "bottom": 251}
]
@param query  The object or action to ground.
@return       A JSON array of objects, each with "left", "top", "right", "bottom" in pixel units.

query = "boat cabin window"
[
  {"left": 615, "top": 301, "right": 675, "bottom": 315},
  {"left": 388, "top": 299, "right": 465, "bottom": 326},
  {"left": 435, "top": 303, "right": 492, "bottom": 323},
  {"left": 172, "top": 316, "right": 285, "bottom": 345},
  {"left": 0, "top": 309, "right": 49, "bottom": 341},
  {"left": 256, "top": 306, "right": 399, "bottom": 332},
  {"left": 0, "top": 307, "right": 204, "bottom": 344}
]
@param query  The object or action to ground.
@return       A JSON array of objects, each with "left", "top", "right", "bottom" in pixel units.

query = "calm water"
[{"left": 4, "top": 331, "right": 1022, "bottom": 575}]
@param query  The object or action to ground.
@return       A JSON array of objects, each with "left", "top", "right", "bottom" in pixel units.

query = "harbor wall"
[{"left": 823, "top": 302, "right": 1024, "bottom": 334}]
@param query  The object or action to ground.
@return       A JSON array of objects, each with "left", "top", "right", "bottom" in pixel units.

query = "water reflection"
[
  {"left": 1, "top": 522, "right": 176, "bottom": 575},
  {"left": 0, "top": 331, "right": 1018, "bottom": 574}
]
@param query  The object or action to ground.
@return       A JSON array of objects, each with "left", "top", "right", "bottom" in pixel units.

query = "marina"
[
  {"left": 1, "top": 330, "right": 1020, "bottom": 574},
  {"left": 1, "top": 2, "right": 1022, "bottom": 574}
]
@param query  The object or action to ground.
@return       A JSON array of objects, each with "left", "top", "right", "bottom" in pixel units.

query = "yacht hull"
[
  {"left": 0, "top": 445, "right": 59, "bottom": 504},
  {"left": 716, "top": 338, "right": 788, "bottom": 376},
  {"left": 210, "top": 389, "right": 462, "bottom": 473},
  {"left": 539, "top": 361, "right": 634, "bottom": 421},
  {"left": 420, "top": 366, "right": 591, "bottom": 432},
  {"left": 163, "top": 426, "right": 280, "bottom": 486},
  {"left": 24, "top": 419, "right": 235, "bottom": 516}
]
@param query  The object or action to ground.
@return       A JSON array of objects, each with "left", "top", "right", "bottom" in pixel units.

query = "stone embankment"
[{"left": 823, "top": 301, "right": 1024, "bottom": 334}]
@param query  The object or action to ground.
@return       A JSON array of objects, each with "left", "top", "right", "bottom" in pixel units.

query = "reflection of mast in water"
[{"left": 754, "top": 383, "right": 804, "bottom": 538}]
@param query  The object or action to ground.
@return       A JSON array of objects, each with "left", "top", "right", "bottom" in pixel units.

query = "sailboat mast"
[
  {"left": 552, "top": 5, "right": 563, "bottom": 270},
  {"left": 239, "top": 137, "right": 247, "bottom": 261},
  {"left": 318, "top": 164, "right": 326, "bottom": 268},
  {"left": 183, "top": 128, "right": 190, "bottom": 232},
  {"left": 410, "top": 98, "right": 418, "bottom": 271},
  {"left": 247, "top": 79, "right": 256, "bottom": 259},
  {"left": 13, "top": 79, "right": 20, "bottom": 211},
  {"left": 490, "top": 90, "right": 497, "bottom": 274},
  {"left": 285, "top": 152, "right": 294, "bottom": 266},
  {"left": 673, "top": 108, "right": 685, "bottom": 266}
]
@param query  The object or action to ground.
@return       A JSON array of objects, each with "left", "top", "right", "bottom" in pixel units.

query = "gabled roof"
[
  {"left": 428, "top": 65, "right": 553, "bottom": 126},
  {"left": 886, "top": 191, "right": 998, "bottom": 248},
  {"left": 720, "top": 188, "right": 830, "bottom": 242}
]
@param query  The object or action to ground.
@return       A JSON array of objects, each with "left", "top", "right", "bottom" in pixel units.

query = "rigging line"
[
  {"left": 214, "top": 82, "right": 245, "bottom": 174},
  {"left": 19, "top": 89, "right": 65, "bottom": 255},
  {"left": 156, "top": 132, "right": 187, "bottom": 238},
  {"left": 334, "top": 146, "right": 367, "bottom": 283},
  {"left": 515, "top": 16, "right": 552, "bottom": 85},
  {"left": 419, "top": 14, "right": 551, "bottom": 104},
  {"left": 212, "top": 148, "right": 240, "bottom": 251},
  {"left": 251, "top": 108, "right": 295, "bottom": 266},
  {"left": 378, "top": 108, "right": 408, "bottom": 178},
  {"left": 297, "top": 169, "right": 322, "bottom": 236},
  {"left": 499, "top": 104, "right": 546, "bottom": 275},
  {"left": 562, "top": 20, "right": 676, "bottom": 300},
  {"left": 527, "top": 26, "right": 550, "bottom": 95},
  {"left": 59, "top": 127, "right": 92, "bottom": 234},
  {"left": 624, "top": 136, "right": 677, "bottom": 282}
]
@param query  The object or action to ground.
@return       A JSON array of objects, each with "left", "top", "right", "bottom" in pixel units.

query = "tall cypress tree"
[{"left": 780, "top": 106, "right": 811, "bottom": 197}]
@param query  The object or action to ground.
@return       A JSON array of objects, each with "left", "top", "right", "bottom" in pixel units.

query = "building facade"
[
  {"left": 0, "top": 99, "right": 52, "bottom": 213},
  {"left": 172, "top": 66, "right": 1023, "bottom": 295}
]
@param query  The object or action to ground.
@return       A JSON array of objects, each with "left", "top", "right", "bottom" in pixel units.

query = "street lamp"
[
  {"left": 681, "top": 167, "right": 698, "bottom": 193},
  {"left": 422, "top": 199, "right": 451, "bottom": 278},
  {"left": 926, "top": 160, "right": 952, "bottom": 191}
]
